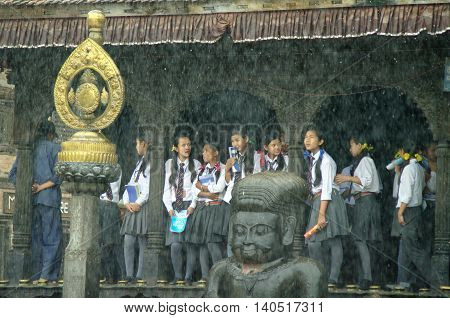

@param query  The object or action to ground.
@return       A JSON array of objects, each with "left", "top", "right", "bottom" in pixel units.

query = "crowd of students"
[{"left": 11, "top": 120, "right": 438, "bottom": 291}]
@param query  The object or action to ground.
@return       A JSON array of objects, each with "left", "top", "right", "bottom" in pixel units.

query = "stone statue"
[{"left": 206, "top": 171, "right": 327, "bottom": 298}]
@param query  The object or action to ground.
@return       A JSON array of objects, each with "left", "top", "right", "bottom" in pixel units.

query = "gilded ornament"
[
  {"left": 101, "top": 87, "right": 109, "bottom": 105},
  {"left": 68, "top": 88, "right": 76, "bottom": 105},
  {"left": 75, "top": 83, "right": 100, "bottom": 115},
  {"left": 54, "top": 37, "right": 124, "bottom": 130},
  {"left": 54, "top": 10, "right": 123, "bottom": 174}
]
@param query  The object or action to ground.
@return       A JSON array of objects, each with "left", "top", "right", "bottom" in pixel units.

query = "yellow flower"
[
  {"left": 414, "top": 153, "right": 423, "bottom": 162},
  {"left": 171, "top": 145, "right": 177, "bottom": 152},
  {"left": 403, "top": 153, "right": 411, "bottom": 161},
  {"left": 362, "top": 143, "right": 374, "bottom": 152}
]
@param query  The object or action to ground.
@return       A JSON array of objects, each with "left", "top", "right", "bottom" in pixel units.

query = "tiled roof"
[{"left": 0, "top": 0, "right": 199, "bottom": 6}]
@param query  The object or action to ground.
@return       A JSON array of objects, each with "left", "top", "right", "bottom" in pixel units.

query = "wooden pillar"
[
  {"left": 432, "top": 140, "right": 450, "bottom": 285},
  {"left": 0, "top": 215, "right": 12, "bottom": 281},
  {"left": 7, "top": 55, "right": 34, "bottom": 283}
]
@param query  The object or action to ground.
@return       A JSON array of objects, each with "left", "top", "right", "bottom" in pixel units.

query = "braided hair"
[
  {"left": 199, "top": 143, "right": 221, "bottom": 182},
  {"left": 169, "top": 133, "right": 197, "bottom": 188},
  {"left": 135, "top": 128, "right": 151, "bottom": 182},
  {"left": 263, "top": 130, "right": 286, "bottom": 171},
  {"left": 302, "top": 124, "right": 325, "bottom": 187},
  {"left": 349, "top": 135, "right": 373, "bottom": 177},
  {"left": 230, "top": 126, "right": 255, "bottom": 175}
]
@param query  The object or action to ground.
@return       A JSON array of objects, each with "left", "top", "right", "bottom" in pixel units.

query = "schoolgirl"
[
  {"left": 184, "top": 143, "right": 228, "bottom": 284},
  {"left": 120, "top": 131, "right": 151, "bottom": 283},
  {"left": 162, "top": 133, "right": 201, "bottom": 284},
  {"left": 395, "top": 142, "right": 435, "bottom": 290},
  {"left": 223, "top": 127, "right": 260, "bottom": 257},
  {"left": 224, "top": 127, "right": 260, "bottom": 203},
  {"left": 99, "top": 171, "right": 125, "bottom": 284},
  {"left": 303, "top": 124, "right": 349, "bottom": 287},
  {"left": 335, "top": 136, "right": 382, "bottom": 290},
  {"left": 254, "top": 131, "right": 289, "bottom": 172}
]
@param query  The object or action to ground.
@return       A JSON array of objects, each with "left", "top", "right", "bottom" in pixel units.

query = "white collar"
[
  {"left": 177, "top": 157, "right": 188, "bottom": 166},
  {"left": 312, "top": 150, "right": 322, "bottom": 161},
  {"left": 266, "top": 155, "right": 278, "bottom": 163}
]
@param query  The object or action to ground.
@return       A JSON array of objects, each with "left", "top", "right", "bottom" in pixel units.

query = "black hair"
[
  {"left": 169, "top": 132, "right": 197, "bottom": 188},
  {"left": 349, "top": 134, "right": 373, "bottom": 177},
  {"left": 263, "top": 130, "right": 286, "bottom": 171},
  {"left": 35, "top": 119, "right": 57, "bottom": 141},
  {"left": 302, "top": 124, "right": 324, "bottom": 187},
  {"left": 399, "top": 139, "right": 419, "bottom": 157},
  {"left": 230, "top": 125, "right": 255, "bottom": 175},
  {"left": 199, "top": 143, "right": 221, "bottom": 182},
  {"left": 135, "top": 128, "right": 151, "bottom": 182}
]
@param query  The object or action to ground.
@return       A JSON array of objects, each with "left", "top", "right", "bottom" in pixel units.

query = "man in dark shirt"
[{"left": 30, "top": 120, "right": 62, "bottom": 285}]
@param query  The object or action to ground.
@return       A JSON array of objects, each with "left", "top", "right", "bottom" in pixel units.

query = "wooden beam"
[{"left": 0, "top": 0, "right": 448, "bottom": 20}]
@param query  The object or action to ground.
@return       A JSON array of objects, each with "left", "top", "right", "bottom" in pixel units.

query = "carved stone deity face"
[{"left": 231, "top": 212, "right": 296, "bottom": 264}]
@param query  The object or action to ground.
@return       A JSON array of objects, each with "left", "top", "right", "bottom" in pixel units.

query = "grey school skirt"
[
  {"left": 185, "top": 201, "right": 230, "bottom": 244},
  {"left": 351, "top": 194, "right": 382, "bottom": 242},
  {"left": 165, "top": 201, "right": 191, "bottom": 246},
  {"left": 120, "top": 204, "right": 147, "bottom": 236},
  {"left": 306, "top": 189, "right": 349, "bottom": 243}
]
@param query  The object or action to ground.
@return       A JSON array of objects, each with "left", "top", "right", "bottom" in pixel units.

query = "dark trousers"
[
  {"left": 31, "top": 204, "right": 62, "bottom": 281},
  {"left": 398, "top": 206, "right": 435, "bottom": 287}
]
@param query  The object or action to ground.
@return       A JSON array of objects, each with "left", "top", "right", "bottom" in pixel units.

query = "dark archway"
[
  {"left": 178, "top": 89, "right": 280, "bottom": 162},
  {"left": 313, "top": 87, "right": 433, "bottom": 285}
]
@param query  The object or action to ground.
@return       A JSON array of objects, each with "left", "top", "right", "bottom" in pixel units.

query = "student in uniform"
[
  {"left": 254, "top": 131, "right": 289, "bottom": 172},
  {"left": 224, "top": 127, "right": 260, "bottom": 203},
  {"left": 163, "top": 133, "right": 201, "bottom": 285},
  {"left": 121, "top": 131, "right": 151, "bottom": 283},
  {"left": 335, "top": 136, "right": 382, "bottom": 290},
  {"left": 184, "top": 143, "right": 227, "bottom": 284},
  {"left": 395, "top": 142, "right": 436, "bottom": 290},
  {"left": 30, "top": 119, "right": 63, "bottom": 285},
  {"left": 99, "top": 171, "right": 125, "bottom": 284},
  {"left": 224, "top": 127, "right": 260, "bottom": 257},
  {"left": 303, "top": 124, "right": 349, "bottom": 288}
]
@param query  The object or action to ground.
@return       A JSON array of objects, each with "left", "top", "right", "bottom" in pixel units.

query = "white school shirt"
[
  {"left": 163, "top": 158, "right": 202, "bottom": 212},
  {"left": 253, "top": 153, "right": 289, "bottom": 172},
  {"left": 392, "top": 172, "right": 400, "bottom": 199},
  {"left": 100, "top": 171, "right": 122, "bottom": 203},
  {"left": 396, "top": 159, "right": 425, "bottom": 208},
  {"left": 310, "top": 150, "right": 340, "bottom": 201},
  {"left": 223, "top": 151, "right": 259, "bottom": 204},
  {"left": 123, "top": 157, "right": 150, "bottom": 206},
  {"left": 339, "top": 165, "right": 355, "bottom": 206},
  {"left": 351, "top": 156, "right": 381, "bottom": 194},
  {"left": 424, "top": 171, "right": 436, "bottom": 201},
  {"left": 190, "top": 163, "right": 227, "bottom": 209}
]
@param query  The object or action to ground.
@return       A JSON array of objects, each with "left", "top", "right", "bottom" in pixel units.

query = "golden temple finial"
[
  {"left": 53, "top": 10, "right": 124, "bottom": 166},
  {"left": 87, "top": 10, "right": 106, "bottom": 45}
]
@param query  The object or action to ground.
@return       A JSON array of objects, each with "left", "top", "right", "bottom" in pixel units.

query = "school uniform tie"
[
  {"left": 175, "top": 162, "right": 185, "bottom": 207},
  {"left": 268, "top": 159, "right": 277, "bottom": 171},
  {"left": 235, "top": 154, "right": 244, "bottom": 182},
  {"left": 307, "top": 156, "right": 314, "bottom": 194},
  {"left": 106, "top": 185, "right": 113, "bottom": 201}
]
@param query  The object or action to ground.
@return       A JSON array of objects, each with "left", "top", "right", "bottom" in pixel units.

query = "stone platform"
[{"left": 0, "top": 284, "right": 448, "bottom": 298}]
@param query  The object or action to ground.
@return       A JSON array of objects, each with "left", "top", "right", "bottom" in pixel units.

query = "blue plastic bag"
[{"left": 170, "top": 210, "right": 189, "bottom": 233}]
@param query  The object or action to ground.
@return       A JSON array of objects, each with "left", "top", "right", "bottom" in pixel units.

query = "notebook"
[{"left": 125, "top": 184, "right": 140, "bottom": 203}]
